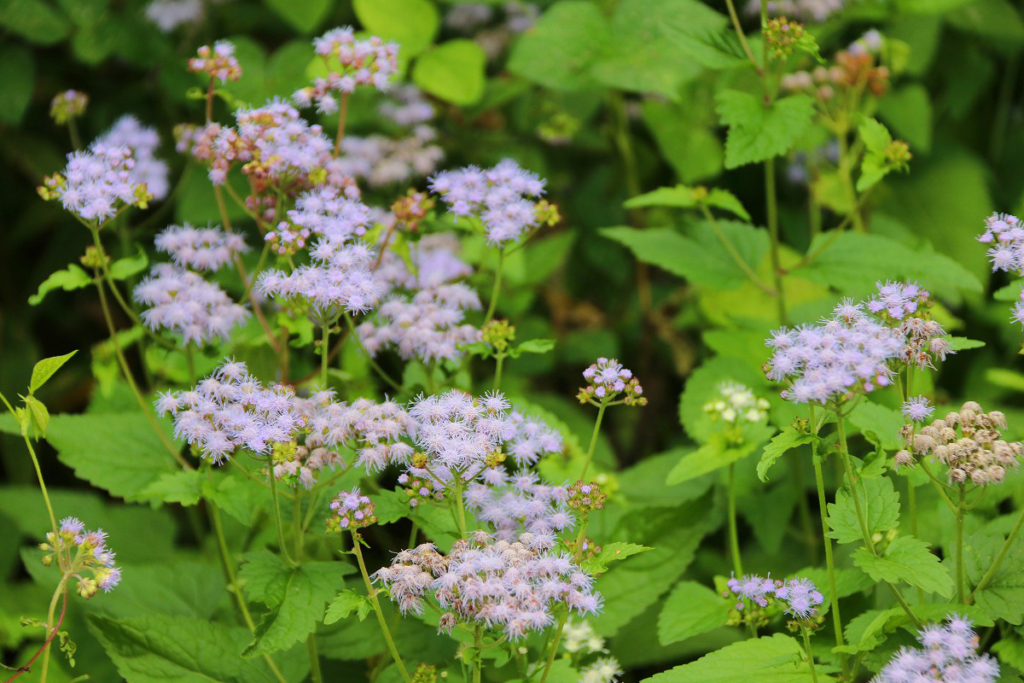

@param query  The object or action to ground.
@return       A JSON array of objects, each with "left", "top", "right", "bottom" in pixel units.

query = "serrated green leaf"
[
  {"left": 240, "top": 552, "right": 352, "bottom": 657},
  {"left": 584, "top": 542, "right": 652, "bottom": 575},
  {"left": 353, "top": 0, "right": 438, "bottom": 57},
  {"left": 29, "top": 351, "right": 77, "bottom": 394},
  {"left": 947, "top": 337, "right": 985, "bottom": 351},
  {"left": 109, "top": 248, "right": 149, "bottom": 280},
  {"left": 827, "top": 476, "right": 900, "bottom": 544},
  {"left": 509, "top": 338, "right": 555, "bottom": 358},
  {"left": 89, "top": 613, "right": 275, "bottom": 683},
  {"left": 859, "top": 117, "right": 892, "bottom": 154},
  {"left": 848, "top": 401, "right": 904, "bottom": 452},
  {"left": 643, "top": 634, "right": 821, "bottom": 683},
  {"left": 507, "top": 1, "right": 611, "bottom": 91},
  {"left": 324, "top": 590, "right": 370, "bottom": 624},
  {"left": 965, "top": 532, "right": 1024, "bottom": 625},
  {"left": 757, "top": 426, "right": 816, "bottom": 482},
  {"left": 412, "top": 40, "right": 486, "bottom": 106},
  {"left": 853, "top": 536, "right": 953, "bottom": 597},
  {"left": 716, "top": 91, "right": 815, "bottom": 169},
  {"left": 705, "top": 189, "right": 751, "bottom": 221},
  {"left": 141, "top": 470, "right": 204, "bottom": 506},
  {"left": 0, "top": 412, "right": 180, "bottom": 499},
  {"left": 657, "top": 581, "right": 730, "bottom": 646},
  {"left": 28, "top": 264, "right": 93, "bottom": 305},
  {"left": 624, "top": 185, "right": 750, "bottom": 221},
  {"left": 667, "top": 428, "right": 774, "bottom": 484},
  {"left": 0, "top": 45, "right": 34, "bottom": 125},
  {"left": 262, "top": 0, "right": 331, "bottom": 33},
  {"left": 602, "top": 221, "right": 768, "bottom": 290}
]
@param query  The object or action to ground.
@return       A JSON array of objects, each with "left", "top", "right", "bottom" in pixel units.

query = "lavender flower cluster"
[
  {"left": 327, "top": 488, "right": 377, "bottom": 532},
  {"left": 154, "top": 224, "right": 248, "bottom": 271},
  {"left": 93, "top": 115, "right": 170, "bottom": 201},
  {"left": 373, "top": 531, "right": 600, "bottom": 639},
  {"left": 726, "top": 574, "right": 824, "bottom": 620},
  {"left": 134, "top": 264, "right": 250, "bottom": 345},
  {"left": 767, "top": 299, "right": 905, "bottom": 404},
  {"left": 578, "top": 358, "right": 646, "bottom": 406},
  {"left": 465, "top": 470, "right": 575, "bottom": 541},
  {"left": 41, "top": 517, "right": 121, "bottom": 597},
  {"left": 41, "top": 145, "right": 149, "bottom": 222},
  {"left": 295, "top": 27, "right": 399, "bottom": 112},
  {"left": 430, "top": 160, "right": 547, "bottom": 244},
  {"left": 873, "top": 616, "right": 998, "bottom": 683},
  {"left": 264, "top": 187, "right": 371, "bottom": 255},
  {"left": 979, "top": 212, "right": 1024, "bottom": 328}
]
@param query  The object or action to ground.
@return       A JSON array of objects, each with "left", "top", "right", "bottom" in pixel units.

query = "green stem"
[
  {"left": 39, "top": 576, "right": 69, "bottom": 683},
  {"left": 907, "top": 480, "right": 924, "bottom": 604},
  {"left": 835, "top": 412, "right": 921, "bottom": 627},
  {"left": 813, "top": 454, "right": 845, "bottom": 651},
  {"left": 351, "top": 532, "right": 412, "bottom": 683},
  {"left": 792, "top": 460, "right": 818, "bottom": 563},
  {"left": 306, "top": 636, "right": 324, "bottom": 683},
  {"left": 579, "top": 402, "right": 607, "bottom": 479},
  {"left": 957, "top": 484, "right": 966, "bottom": 603},
  {"left": 92, "top": 268, "right": 188, "bottom": 469},
  {"left": 538, "top": 611, "right": 568, "bottom": 683},
  {"left": 493, "top": 352, "right": 505, "bottom": 393},
  {"left": 727, "top": 463, "right": 744, "bottom": 577},
  {"left": 970, "top": 504, "right": 1024, "bottom": 602},
  {"left": 268, "top": 471, "right": 297, "bottom": 567},
  {"left": 764, "top": 160, "right": 787, "bottom": 325},
  {"left": 484, "top": 249, "right": 505, "bottom": 323},
  {"left": 185, "top": 346, "right": 196, "bottom": 386},
  {"left": 473, "top": 626, "right": 483, "bottom": 683},
  {"left": 801, "top": 628, "right": 819, "bottom": 683},
  {"left": 67, "top": 118, "right": 81, "bottom": 151},
  {"left": 700, "top": 204, "right": 774, "bottom": 295},
  {"left": 15, "top": 416, "right": 58, "bottom": 535},
  {"left": 723, "top": 0, "right": 761, "bottom": 72},
  {"left": 320, "top": 323, "right": 330, "bottom": 388},
  {"left": 454, "top": 478, "right": 469, "bottom": 538},
  {"left": 343, "top": 312, "right": 402, "bottom": 392},
  {"left": 836, "top": 126, "right": 865, "bottom": 233}
]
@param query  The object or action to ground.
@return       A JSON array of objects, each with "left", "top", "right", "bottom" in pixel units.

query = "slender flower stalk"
[{"left": 351, "top": 531, "right": 411, "bottom": 683}]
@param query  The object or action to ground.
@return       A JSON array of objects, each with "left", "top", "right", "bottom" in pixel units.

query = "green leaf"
[
  {"left": 948, "top": 337, "right": 985, "bottom": 351},
  {"left": 617, "top": 449, "right": 717, "bottom": 509},
  {"left": 853, "top": 536, "right": 954, "bottom": 597},
  {"left": 757, "top": 426, "right": 816, "bottom": 482},
  {"left": 89, "top": 613, "right": 276, "bottom": 682},
  {"left": 624, "top": 185, "right": 750, "bottom": 221},
  {"left": 583, "top": 542, "right": 652, "bottom": 575},
  {"left": 0, "top": 0, "right": 72, "bottom": 45},
  {"left": 827, "top": 476, "right": 900, "bottom": 544},
  {"left": 877, "top": 85, "right": 932, "bottom": 153},
  {"left": 23, "top": 395, "right": 49, "bottom": 439},
  {"left": 240, "top": 551, "right": 352, "bottom": 657},
  {"left": 353, "top": 0, "right": 438, "bottom": 57},
  {"left": 508, "top": 339, "right": 555, "bottom": 358},
  {"left": 0, "top": 45, "right": 34, "bottom": 125},
  {"left": 109, "top": 248, "right": 149, "bottom": 280},
  {"left": 591, "top": 0, "right": 721, "bottom": 100},
  {"left": 0, "top": 412, "right": 179, "bottom": 499},
  {"left": 28, "top": 264, "right": 92, "bottom": 305},
  {"left": 642, "top": 100, "right": 724, "bottom": 184},
  {"left": 412, "top": 39, "right": 486, "bottom": 106},
  {"left": 847, "top": 401, "right": 904, "bottom": 452},
  {"left": 667, "top": 430, "right": 773, "bottom": 484},
  {"left": 140, "top": 470, "right": 204, "bottom": 506},
  {"left": 602, "top": 222, "right": 768, "bottom": 290},
  {"left": 643, "top": 634, "right": 820, "bottom": 683},
  {"left": 716, "top": 91, "right": 815, "bottom": 169},
  {"left": 324, "top": 590, "right": 371, "bottom": 625},
  {"left": 262, "top": 0, "right": 331, "bottom": 33},
  {"left": 657, "top": 581, "right": 730, "bottom": 646},
  {"left": 965, "top": 533, "right": 1024, "bottom": 625},
  {"left": 858, "top": 117, "right": 892, "bottom": 154},
  {"left": 507, "top": 1, "right": 611, "bottom": 91},
  {"left": 29, "top": 351, "right": 77, "bottom": 394},
  {"left": 798, "top": 231, "right": 983, "bottom": 298}
]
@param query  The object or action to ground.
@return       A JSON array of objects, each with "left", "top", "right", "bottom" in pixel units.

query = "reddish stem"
[{"left": 3, "top": 589, "right": 67, "bottom": 683}]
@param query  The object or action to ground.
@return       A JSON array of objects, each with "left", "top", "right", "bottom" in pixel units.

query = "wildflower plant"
[{"left": 8, "top": 2, "right": 1024, "bottom": 683}]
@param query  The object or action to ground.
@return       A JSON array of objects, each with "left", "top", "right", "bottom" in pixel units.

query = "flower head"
[
  {"left": 134, "top": 264, "right": 250, "bottom": 345},
  {"left": 578, "top": 358, "right": 646, "bottom": 406},
  {"left": 41, "top": 519, "right": 121, "bottom": 598},
  {"left": 93, "top": 115, "right": 170, "bottom": 200},
  {"left": 39, "top": 145, "right": 152, "bottom": 222},
  {"left": 294, "top": 27, "right": 399, "bottom": 110},
  {"left": 188, "top": 40, "right": 242, "bottom": 83},
  {"left": 155, "top": 224, "right": 248, "bottom": 271},
  {"left": 902, "top": 396, "right": 934, "bottom": 423},
  {"left": 50, "top": 90, "right": 88, "bottom": 125},
  {"left": 327, "top": 487, "right": 377, "bottom": 532},
  {"left": 873, "top": 616, "right": 997, "bottom": 683}
]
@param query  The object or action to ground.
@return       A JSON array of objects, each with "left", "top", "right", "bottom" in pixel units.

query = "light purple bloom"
[
  {"left": 902, "top": 396, "right": 934, "bottom": 423},
  {"left": 134, "top": 264, "right": 249, "bottom": 345},
  {"left": 873, "top": 616, "right": 997, "bottom": 683},
  {"left": 155, "top": 224, "right": 248, "bottom": 271}
]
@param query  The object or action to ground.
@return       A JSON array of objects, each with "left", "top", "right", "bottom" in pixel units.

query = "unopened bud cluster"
[
  {"left": 188, "top": 41, "right": 242, "bottom": 83},
  {"left": 391, "top": 189, "right": 435, "bottom": 232},
  {"left": 398, "top": 471, "right": 444, "bottom": 507},
  {"left": 578, "top": 358, "right": 646, "bottom": 406},
  {"left": 327, "top": 488, "right": 377, "bottom": 532},
  {"left": 764, "top": 17, "right": 804, "bottom": 59},
  {"left": 567, "top": 481, "right": 606, "bottom": 514},
  {"left": 40, "top": 517, "right": 121, "bottom": 598},
  {"left": 50, "top": 90, "right": 88, "bottom": 125},
  {"left": 897, "top": 401, "right": 1022, "bottom": 485},
  {"left": 781, "top": 36, "right": 889, "bottom": 100},
  {"left": 482, "top": 319, "right": 515, "bottom": 354},
  {"left": 703, "top": 382, "right": 770, "bottom": 425}
]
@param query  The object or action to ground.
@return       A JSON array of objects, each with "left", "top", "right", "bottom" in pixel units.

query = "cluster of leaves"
[{"left": 4, "top": 0, "right": 1024, "bottom": 682}]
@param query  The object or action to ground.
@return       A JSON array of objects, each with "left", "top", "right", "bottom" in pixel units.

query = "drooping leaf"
[
  {"left": 667, "top": 429, "right": 774, "bottom": 484},
  {"left": 324, "top": 590, "right": 371, "bottom": 624},
  {"left": 583, "top": 542, "right": 652, "bottom": 575},
  {"left": 757, "top": 426, "right": 817, "bottom": 482},
  {"left": 28, "top": 264, "right": 93, "bottom": 306},
  {"left": 109, "top": 248, "right": 149, "bottom": 280},
  {"left": 852, "top": 536, "right": 954, "bottom": 597}
]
